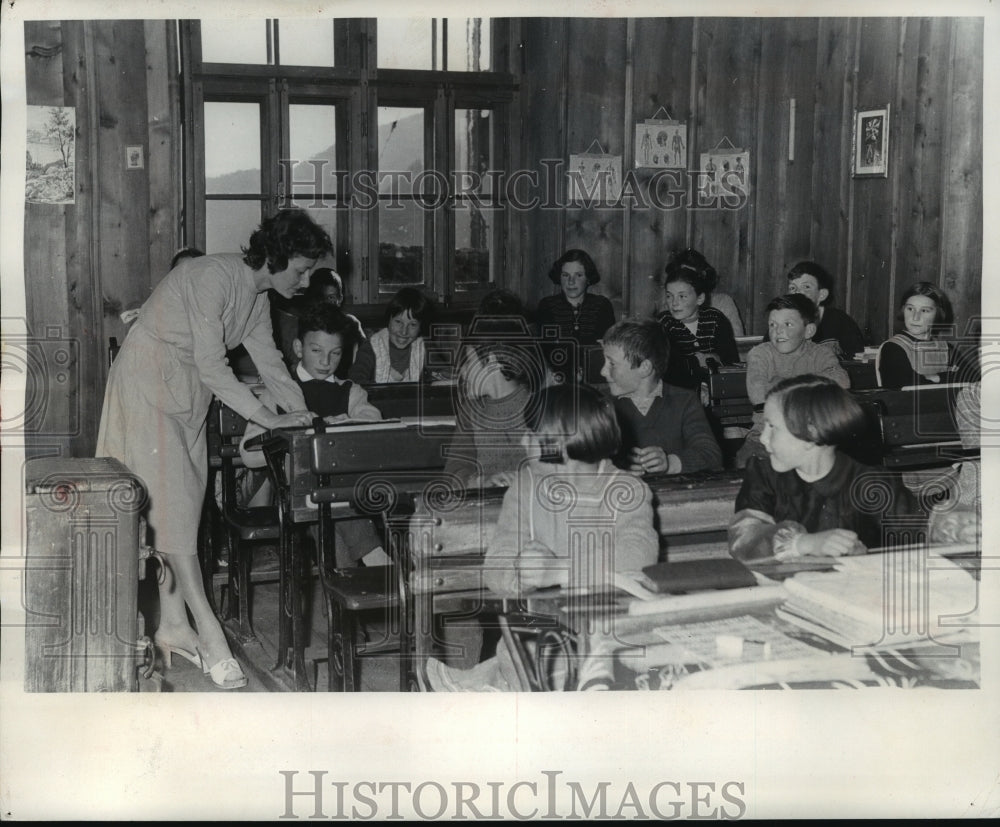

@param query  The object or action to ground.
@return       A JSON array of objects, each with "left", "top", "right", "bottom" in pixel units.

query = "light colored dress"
[{"left": 95, "top": 254, "right": 306, "bottom": 555}]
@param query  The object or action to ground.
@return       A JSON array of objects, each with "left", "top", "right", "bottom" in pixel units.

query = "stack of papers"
[{"left": 777, "top": 550, "right": 979, "bottom": 650}]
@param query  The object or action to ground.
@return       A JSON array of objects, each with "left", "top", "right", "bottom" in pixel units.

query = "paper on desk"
[{"left": 626, "top": 584, "right": 786, "bottom": 616}]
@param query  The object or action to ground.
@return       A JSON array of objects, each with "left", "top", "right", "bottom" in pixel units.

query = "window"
[
  {"left": 376, "top": 18, "right": 491, "bottom": 71},
  {"left": 183, "top": 18, "right": 515, "bottom": 307}
]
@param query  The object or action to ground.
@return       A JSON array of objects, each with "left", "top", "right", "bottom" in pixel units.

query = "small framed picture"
[
  {"left": 852, "top": 105, "right": 889, "bottom": 178},
  {"left": 635, "top": 120, "right": 687, "bottom": 169},
  {"left": 126, "top": 145, "right": 144, "bottom": 170},
  {"left": 567, "top": 152, "right": 622, "bottom": 203}
]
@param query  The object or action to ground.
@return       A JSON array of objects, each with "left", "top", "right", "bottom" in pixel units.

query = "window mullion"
[
  {"left": 275, "top": 79, "right": 290, "bottom": 211},
  {"left": 436, "top": 86, "right": 454, "bottom": 304}
]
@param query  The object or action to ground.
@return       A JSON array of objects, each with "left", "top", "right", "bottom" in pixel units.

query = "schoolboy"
[
  {"left": 600, "top": 319, "right": 722, "bottom": 475},
  {"left": 241, "top": 303, "right": 388, "bottom": 567},
  {"left": 786, "top": 261, "right": 866, "bottom": 360},
  {"left": 735, "top": 293, "right": 850, "bottom": 468}
]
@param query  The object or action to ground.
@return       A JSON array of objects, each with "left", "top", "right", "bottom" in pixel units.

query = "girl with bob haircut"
[
  {"left": 876, "top": 281, "right": 978, "bottom": 388},
  {"left": 425, "top": 383, "right": 658, "bottom": 691},
  {"left": 96, "top": 208, "right": 332, "bottom": 689},
  {"left": 348, "top": 285, "right": 434, "bottom": 383},
  {"left": 535, "top": 248, "right": 616, "bottom": 345},
  {"left": 728, "top": 374, "right": 923, "bottom": 563}
]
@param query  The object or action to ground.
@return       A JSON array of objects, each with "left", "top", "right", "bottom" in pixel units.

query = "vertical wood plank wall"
[
  {"left": 22, "top": 20, "right": 179, "bottom": 458},
  {"left": 20, "top": 17, "right": 982, "bottom": 457},
  {"left": 518, "top": 16, "right": 983, "bottom": 344}
]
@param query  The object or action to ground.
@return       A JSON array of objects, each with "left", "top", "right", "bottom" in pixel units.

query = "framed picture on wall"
[
  {"left": 853, "top": 105, "right": 890, "bottom": 178},
  {"left": 635, "top": 119, "right": 687, "bottom": 169},
  {"left": 567, "top": 151, "right": 622, "bottom": 203}
]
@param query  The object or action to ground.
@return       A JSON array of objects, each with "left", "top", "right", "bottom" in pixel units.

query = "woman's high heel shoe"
[
  {"left": 198, "top": 650, "right": 248, "bottom": 690},
  {"left": 155, "top": 639, "right": 202, "bottom": 670}
]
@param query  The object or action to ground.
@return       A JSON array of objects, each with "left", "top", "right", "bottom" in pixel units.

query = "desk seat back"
[
  {"left": 853, "top": 384, "right": 977, "bottom": 468},
  {"left": 308, "top": 424, "right": 456, "bottom": 510},
  {"left": 362, "top": 382, "right": 456, "bottom": 419},
  {"left": 649, "top": 471, "right": 743, "bottom": 535}
]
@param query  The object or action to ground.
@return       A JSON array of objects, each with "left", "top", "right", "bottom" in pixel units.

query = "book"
[
  {"left": 779, "top": 550, "right": 979, "bottom": 649},
  {"left": 639, "top": 558, "right": 758, "bottom": 594}
]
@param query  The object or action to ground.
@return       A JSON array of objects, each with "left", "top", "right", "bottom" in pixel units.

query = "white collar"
[{"left": 295, "top": 363, "right": 339, "bottom": 384}]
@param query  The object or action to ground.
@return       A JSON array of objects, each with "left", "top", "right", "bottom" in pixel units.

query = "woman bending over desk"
[
  {"left": 728, "top": 375, "right": 923, "bottom": 563},
  {"left": 426, "top": 384, "right": 658, "bottom": 691},
  {"left": 96, "top": 209, "right": 331, "bottom": 689}
]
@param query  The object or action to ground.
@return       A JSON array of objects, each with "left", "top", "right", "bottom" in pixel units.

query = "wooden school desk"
[
  {"left": 403, "top": 470, "right": 744, "bottom": 688},
  {"left": 248, "top": 417, "right": 455, "bottom": 690}
]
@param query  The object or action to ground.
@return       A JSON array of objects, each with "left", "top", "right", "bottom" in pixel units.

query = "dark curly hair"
[
  {"left": 662, "top": 248, "right": 718, "bottom": 294},
  {"left": 242, "top": 209, "right": 333, "bottom": 274},
  {"left": 547, "top": 249, "right": 601, "bottom": 286}
]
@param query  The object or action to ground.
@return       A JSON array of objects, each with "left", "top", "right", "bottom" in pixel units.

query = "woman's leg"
[{"left": 167, "top": 553, "right": 234, "bottom": 667}]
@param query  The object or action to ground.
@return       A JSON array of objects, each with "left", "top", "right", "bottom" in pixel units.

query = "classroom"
[{"left": 12, "top": 14, "right": 984, "bottom": 697}]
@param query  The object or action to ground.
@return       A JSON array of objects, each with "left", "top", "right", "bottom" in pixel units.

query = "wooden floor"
[{"left": 137, "top": 550, "right": 403, "bottom": 693}]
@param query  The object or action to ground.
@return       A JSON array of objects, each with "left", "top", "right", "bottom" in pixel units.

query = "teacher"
[{"left": 96, "top": 209, "right": 331, "bottom": 689}]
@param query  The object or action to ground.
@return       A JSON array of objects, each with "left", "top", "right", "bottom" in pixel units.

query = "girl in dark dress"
[
  {"left": 876, "top": 282, "right": 979, "bottom": 389},
  {"left": 729, "top": 374, "right": 923, "bottom": 562},
  {"left": 535, "top": 249, "right": 616, "bottom": 346}
]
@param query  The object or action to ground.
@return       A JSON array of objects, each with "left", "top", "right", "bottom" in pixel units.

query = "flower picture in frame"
[{"left": 853, "top": 105, "right": 890, "bottom": 178}]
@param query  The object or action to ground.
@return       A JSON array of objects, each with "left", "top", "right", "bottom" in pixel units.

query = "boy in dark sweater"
[
  {"left": 600, "top": 319, "right": 722, "bottom": 475},
  {"left": 786, "top": 260, "right": 867, "bottom": 360},
  {"left": 240, "top": 303, "right": 388, "bottom": 567}
]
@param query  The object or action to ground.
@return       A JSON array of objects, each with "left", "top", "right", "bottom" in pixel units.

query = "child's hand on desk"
[
  {"left": 516, "top": 540, "right": 561, "bottom": 589},
  {"left": 628, "top": 446, "right": 670, "bottom": 475},
  {"left": 798, "top": 529, "right": 866, "bottom": 557},
  {"left": 323, "top": 413, "right": 350, "bottom": 424}
]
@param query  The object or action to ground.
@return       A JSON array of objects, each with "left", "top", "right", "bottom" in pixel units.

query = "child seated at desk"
[
  {"left": 656, "top": 251, "right": 739, "bottom": 389},
  {"left": 425, "top": 384, "right": 658, "bottom": 691},
  {"left": 600, "top": 319, "right": 722, "bottom": 475},
  {"left": 735, "top": 294, "right": 850, "bottom": 468},
  {"left": 729, "top": 375, "right": 923, "bottom": 562},
  {"left": 349, "top": 286, "right": 433, "bottom": 384},
  {"left": 786, "top": 260, "right": 867, "bottom": 361},
  {"left": 241, "top": 302, "right": 388, "bottom": 567},
  {"left": 442, "top": 316, "right": 545, "bottom": 490},
  {"left": 875, "top": 281, "right": 980, "bottom": 389}
]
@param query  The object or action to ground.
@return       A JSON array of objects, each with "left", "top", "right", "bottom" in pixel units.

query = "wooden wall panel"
[
  {"left": 894, "top": 18, "right": 950, "bottom": 298},
  {"left": 94, "top": 21, "right": 152, "bottom": 376},
  {"left": 690, "top": 18, "right": 760, "bottom": 333},
  {"left": 940, "top": 17, "right": 983, "bottom": 335},
  {"left": 848, "top": 17, "right": 903, "bottom": 344},
  {"left": 518, "top": 18, "right": 569, "bottom": 310},
  {"left": 562, "top": 18, "right": 628, "bottom": 319},
  {"left": 629, "top": 17, "right": 695, "bottom": 318},
  {"left": 752, "top": 18, "right": 821, "bottom": 328},
  {"left": 146, "top": 20, "right": 181, "bottom": 289},
  {"left": 23, "top": 20, "right": 74, "bottom": 458},
  {"left": 810, "top": 18, "right": 855, "bottom": 315}
]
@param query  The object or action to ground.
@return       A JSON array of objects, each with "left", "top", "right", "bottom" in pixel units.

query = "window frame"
[{"left": 180, "top": 17, "right": 519, "bottom": 311}]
